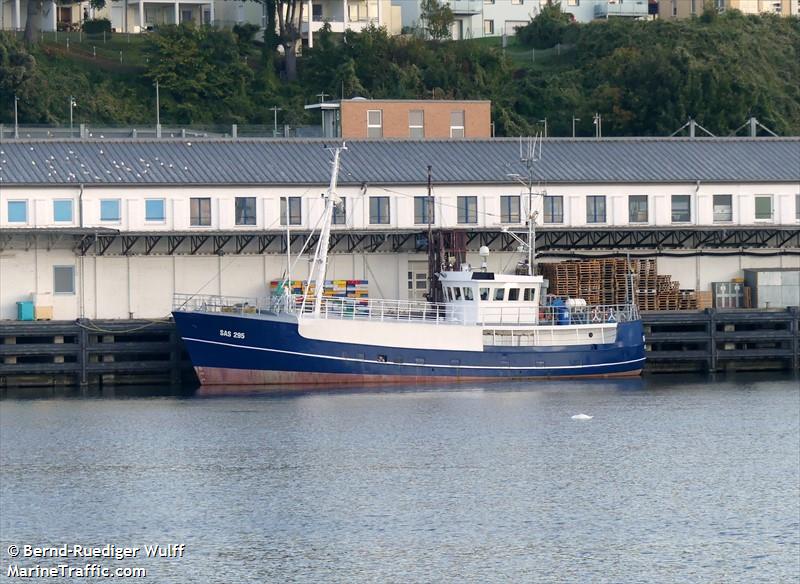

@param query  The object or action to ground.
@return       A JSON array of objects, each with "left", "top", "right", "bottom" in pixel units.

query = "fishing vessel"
[{"left": 172, "top": 145, "right": 646, "bottom": 386}]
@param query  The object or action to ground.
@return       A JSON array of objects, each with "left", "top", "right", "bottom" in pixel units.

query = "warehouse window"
[
  {"left": 53, "top": 200, "right": 73, "bottom": 223},
  {"left": 500, "top": 195, "right": 521, "bottom": 223},
  {"left": 713, "top": 194, "right": 732, "bottom": 222},
  {"left": 235, "top": 197, "right": 257, "bottom": 226},
  {"left": 450, "top": 111, "right": 465, "bottom": 138},
  {"left": 145, "top": 198, "right": 165, "bottom": 222},
  {"left": 333, "top": 197, "right": 347, "bottom": 225},
  {"left": 409, "top": 110, "right": 424, "bottom": 138},
  {"left": 671, "top": 195, "right": 691, "bottom": 223},
  {"left": 367, "top": 110, "right": 383, "bottom": 138},
  {"left": 7, "top": 200, "right": 28, "bottom": 223},
  {"left": 543, "top": 195, "right": 563, "bottom": 224},
  {"left": 754, "top": 195, "right": 772, "bottom": 221},
  {"left": 280, "top": 197, "right": 302, "bottom": 226},
  {"left": 414, "top": 196, "right": 435, "bottom": 224},
  {"left": 796, "top": 194, "right": 800, "bottom": 221},
  {"left": 190, "top": 197, "right": 211, "bottom": 226},
  {"left": 457, "top": 196, "right": 478, "bottom": 224},
  {"left": 369, "top": 196, "right": 390, "bottom": 224},
  {"left": 586, "top": 195, "right": 606, "bottom": 223},
  {"left": 53, "top": 266, "right": 75, "bottom": 295},
  {"left": 628, "top": 195, "right": 648, "bottom": 223},
  {"left": 100, "top": 199, "right": 121, "bottom": 222}
]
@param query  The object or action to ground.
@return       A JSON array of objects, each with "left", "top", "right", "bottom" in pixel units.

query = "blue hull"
[{"left": 173, "top": 311, "right": 646, "bottom": 386}]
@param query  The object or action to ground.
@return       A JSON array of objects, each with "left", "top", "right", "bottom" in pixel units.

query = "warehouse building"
[{"left": 0, "top": 137, "right": 798, "bottom": 320}]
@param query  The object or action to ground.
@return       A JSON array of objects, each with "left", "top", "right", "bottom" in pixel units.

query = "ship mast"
[{"left": 307, "top": 143, "right": 346, "bottom": 316}]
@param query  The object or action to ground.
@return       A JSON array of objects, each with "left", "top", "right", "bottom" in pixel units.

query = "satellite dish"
[{"left": 479, "top": 246, "right": 490, "bottom": 258}]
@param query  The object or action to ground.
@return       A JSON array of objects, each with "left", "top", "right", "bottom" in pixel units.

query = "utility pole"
[
  {"left": 14, "top": 95, "right": 19, "bottom": 139},
  {"left": 539, "top": 118, "right": 547, "bottom": 138},
  {"left": 572, "top": 116, "right": 580, "bottom": 138},
  {"left": 316, "top": 92, "right": 329, "bottom": 103},
  {"left": 69, "top": 96, "right": 76, "bottom": 137},
  {"left": 593, "top": 113, "right": 602, "bottom": 138},
  {"left": 155, "top": 79, "right": 160, "bottom": 127},
  {"left": 270, "top": 106, "right": 282, "bottom": 137}
]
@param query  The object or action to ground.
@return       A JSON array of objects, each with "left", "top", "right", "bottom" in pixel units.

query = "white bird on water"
[{"left": 571, "top": 414, "right": 593, "bottom": 420}]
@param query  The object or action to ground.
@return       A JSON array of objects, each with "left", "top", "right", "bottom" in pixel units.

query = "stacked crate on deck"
[{"left": 269, "top": 279, "right": 368, "bottom": 305}]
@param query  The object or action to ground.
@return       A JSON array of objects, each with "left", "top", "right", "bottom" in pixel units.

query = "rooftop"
[{"left": 0, "top": 137, "right": 797, "bottom": 186}]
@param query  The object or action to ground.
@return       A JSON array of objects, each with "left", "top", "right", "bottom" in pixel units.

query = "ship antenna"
[
  {"left": 508, "top": 134, "right": 542, "bottom": 276},
  {"left": 304, "top": 142, "right": 346, "bottom": 317}
]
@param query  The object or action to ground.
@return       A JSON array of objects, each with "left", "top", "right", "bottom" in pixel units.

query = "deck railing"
[{"left": 174, "top": 293, "right": 639, "bottom": 326}]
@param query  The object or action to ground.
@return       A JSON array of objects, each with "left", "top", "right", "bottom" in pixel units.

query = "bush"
[
  {"left": 516, "top": 4, "right": 576, "bottom": 49},
  {"left": 82, "top": 18, "right": 112, "bottom": 36}
]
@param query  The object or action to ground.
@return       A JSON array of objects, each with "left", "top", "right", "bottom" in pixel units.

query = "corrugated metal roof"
[{"left": 0, "top": 138, "right": 797, "bottom": 186}]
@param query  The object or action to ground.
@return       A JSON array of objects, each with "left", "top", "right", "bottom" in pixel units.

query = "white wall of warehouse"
[{"left": 1, "top": 244, "right": 798, "bottom": 320}]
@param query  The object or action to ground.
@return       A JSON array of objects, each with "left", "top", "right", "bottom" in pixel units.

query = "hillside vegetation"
[{"left": 1, "top": 11, "right": 798, "bottom": 136}]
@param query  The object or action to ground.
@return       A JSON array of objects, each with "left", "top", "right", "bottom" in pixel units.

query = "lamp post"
[
  {"left": 14, "top": 95, "right": 19, "bottom": 139},
  {"left": 270, "top": 106, "right": 282, "bottom": 137},
  {"left": 69, "top": 96, "right": 76, "bottom": 137},
  {"left": 572, "top": 116, "right": 580, "bottom": 138}
]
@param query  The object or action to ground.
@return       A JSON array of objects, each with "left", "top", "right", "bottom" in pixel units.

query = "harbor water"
[{"left": 1, "top": 375, "right": 798, "bottom": 583}]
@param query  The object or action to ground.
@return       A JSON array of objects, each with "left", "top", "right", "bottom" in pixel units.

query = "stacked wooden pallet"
[
  {"left": 679, "top": 290, "right": 698, "bottom": 310},
  {"left": 578, "top": 261, "right": 602, "bottom": 305}
]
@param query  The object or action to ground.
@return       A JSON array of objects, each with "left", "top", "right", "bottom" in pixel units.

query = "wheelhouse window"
[
  {"left": 409, "top": 110, "right": 424, "bottom": 138},
  {"left": 586, "top": 195, "right": 606, "bottom": 223},
  {"left": 333, "top": 197, "right": 347, "bottom": 225},
  {"left": 754, "top": 195, "right": 772, "bottom": 221},
  {"left": 500, "top": 195, "right": 521, "bottom": 223},
  {"left": 494, "top": 288, "right": 505, "bottom": 301},
  {"left": 367, "top": 110, "right": 383, "bottom": 138},
  {"left": 463, "top": 288, "right": 474, "bottom": 301},
  {"left": 450, "top": 111, "right": 465, "bottom": 138},
  {"left": 235, "top": 197, "right": 257, "bottom": 226},
  {"left": 508, "top": 288, "right": 520, "bottom": 301},
  {"left": 190, "top": 197, "right": 211, "bottom": 226},
  {"left": 145, "top": 198, "right": 165, "bottom": 222},
  {"left": 280, "top": 197, "right": 302, "bottom": 226},
  {"left": 523, "top": 288, "right": 536, "bottom": 301},
  {"left": 543, "top": 195, "right": 563, "bottom": 224},
  {"left": 671, "top": 195, "right": 691, "bottom": 223},
  {"left": 628, "top": 195, "right": 648, "bottom": 223},
  {"left": 479, "top": 287, "right": 490, "bottom": 300},
  {"left": 457, "top": 196, "right": 477, "bottom": 224},
  {"left": 53, "top": 200, "right": 74, "bottom": 222},
  {"left": 414, "top": 196, "right": 434, "bottom": 225},
  {"left": 713, "top": 194, "right": 732, "bottom": 222},
  {"left": 100, "top": 199, "right": 121, "bottom": 222},
  {"left": 369, "top": 196, "right": 390, "bottom": 225}
]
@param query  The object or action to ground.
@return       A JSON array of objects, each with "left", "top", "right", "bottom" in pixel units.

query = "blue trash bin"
[{"left": 17, "top": 301, "right": 35, "bottom": 321}]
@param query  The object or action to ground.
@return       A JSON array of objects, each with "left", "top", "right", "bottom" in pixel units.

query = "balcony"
[
  {"left": 594, "top": 0, "right": 649, "bottom": 17},
  {"left": 445, "top": 0, "right": 482, "bottom": 14}
]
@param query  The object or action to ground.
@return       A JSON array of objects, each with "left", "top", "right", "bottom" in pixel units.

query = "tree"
[
  {"left": 24, "top": 0, "right": 105, "bottom": 44},
  {"left": 516, "top": 2, "right": 576, "bottom": 50},
  {"left": 420, "top": 0, "right": 454, "bottom": 40},
  {"left": 276, "top": 0, "right": 305, "bottom": 81}
]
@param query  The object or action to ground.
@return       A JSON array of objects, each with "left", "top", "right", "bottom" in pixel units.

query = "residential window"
[
  {"left": 628, "top": 195, "right": 648, "bottom": 223},
  {"left": 484, "top": 0, "right": 494, "bottom": 3},
  {"left": 409, "top": 110, "right": 424, "bottom": 139},
  {"left": 53, "top": 265, "right": 75, "bottom": 295},
  {"left": 333, "top": 197, "right": 347, "bottom": 225},
  {"left": 367, "top": 110, "right": 382, "bottom": 138},
  {"left": 567, "top": 0, "right": 578, "bottom": 5},
  {"left": 53, "top": 200, "right": 73, "bottom": 223},
  {"left": 450, "top": 111, "right": 465, "bottom": 138},
  {"left": 280, "top": 197, "right": 302, "bottom": 226},
  {"left": 100, "top": 199, "right": 121, "bottom": 222},
  {"left": 369, "top": 196, "right": 390, "bottom": 225},
  {"left": 512, "top": 0, "right": 523, "bottom": 4},
  {"left": 586, "top": 195, "right": 606, "bottom": 223},
  {"left": 671, "top": 0, "right": 677, "bottom": 16},
  {"left": 190, "top": 197, "right": 211, "bottom": 226},
  {"left": 7, "top": 200, "right": 28, "bottom": 223},
  {"left": 457, "top": 196, "right": 478, "bottom": 224},
  {"left": 754, "top": 195, "right": 772, "bottom": 221},
  {"left": 235, "top": 196, "right": 257, "bottom": 226},
  {"left": 500, "top": 195, "right": 521, "bottom": 223},
  {"left": 713, "top": 194, "right": 732, "bottom": 222},
  {"left": 414, "top": 196, "right": 434, "bottom": 224},
  {"left": 690, "top": 0, "right": 696, "bottom": 13},
  {"left": 145, "top": 198, "right": 165, "bottom": 222},
  {"left": 671, "top": 195, "right": 691, "bottom": 223},
  {"left": 543, "top": 195, "right": 563, "bottom": 224},
  {"left": 483, "top": 19, "right": 494, "bottom": 35}
]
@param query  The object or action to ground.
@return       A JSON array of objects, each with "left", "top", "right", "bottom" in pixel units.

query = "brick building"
[{"left": 306, "top": 99, "right": 492, "bottom": 139}]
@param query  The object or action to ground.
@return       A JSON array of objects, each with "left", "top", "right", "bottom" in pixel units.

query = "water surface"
[{"left": 2, "top": 375, "right": 798, "bottom": 583}]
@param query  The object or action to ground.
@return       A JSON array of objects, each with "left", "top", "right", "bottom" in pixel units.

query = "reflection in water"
[{"left": 1, "top": 374, "right": 798, "bottom": 583}]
